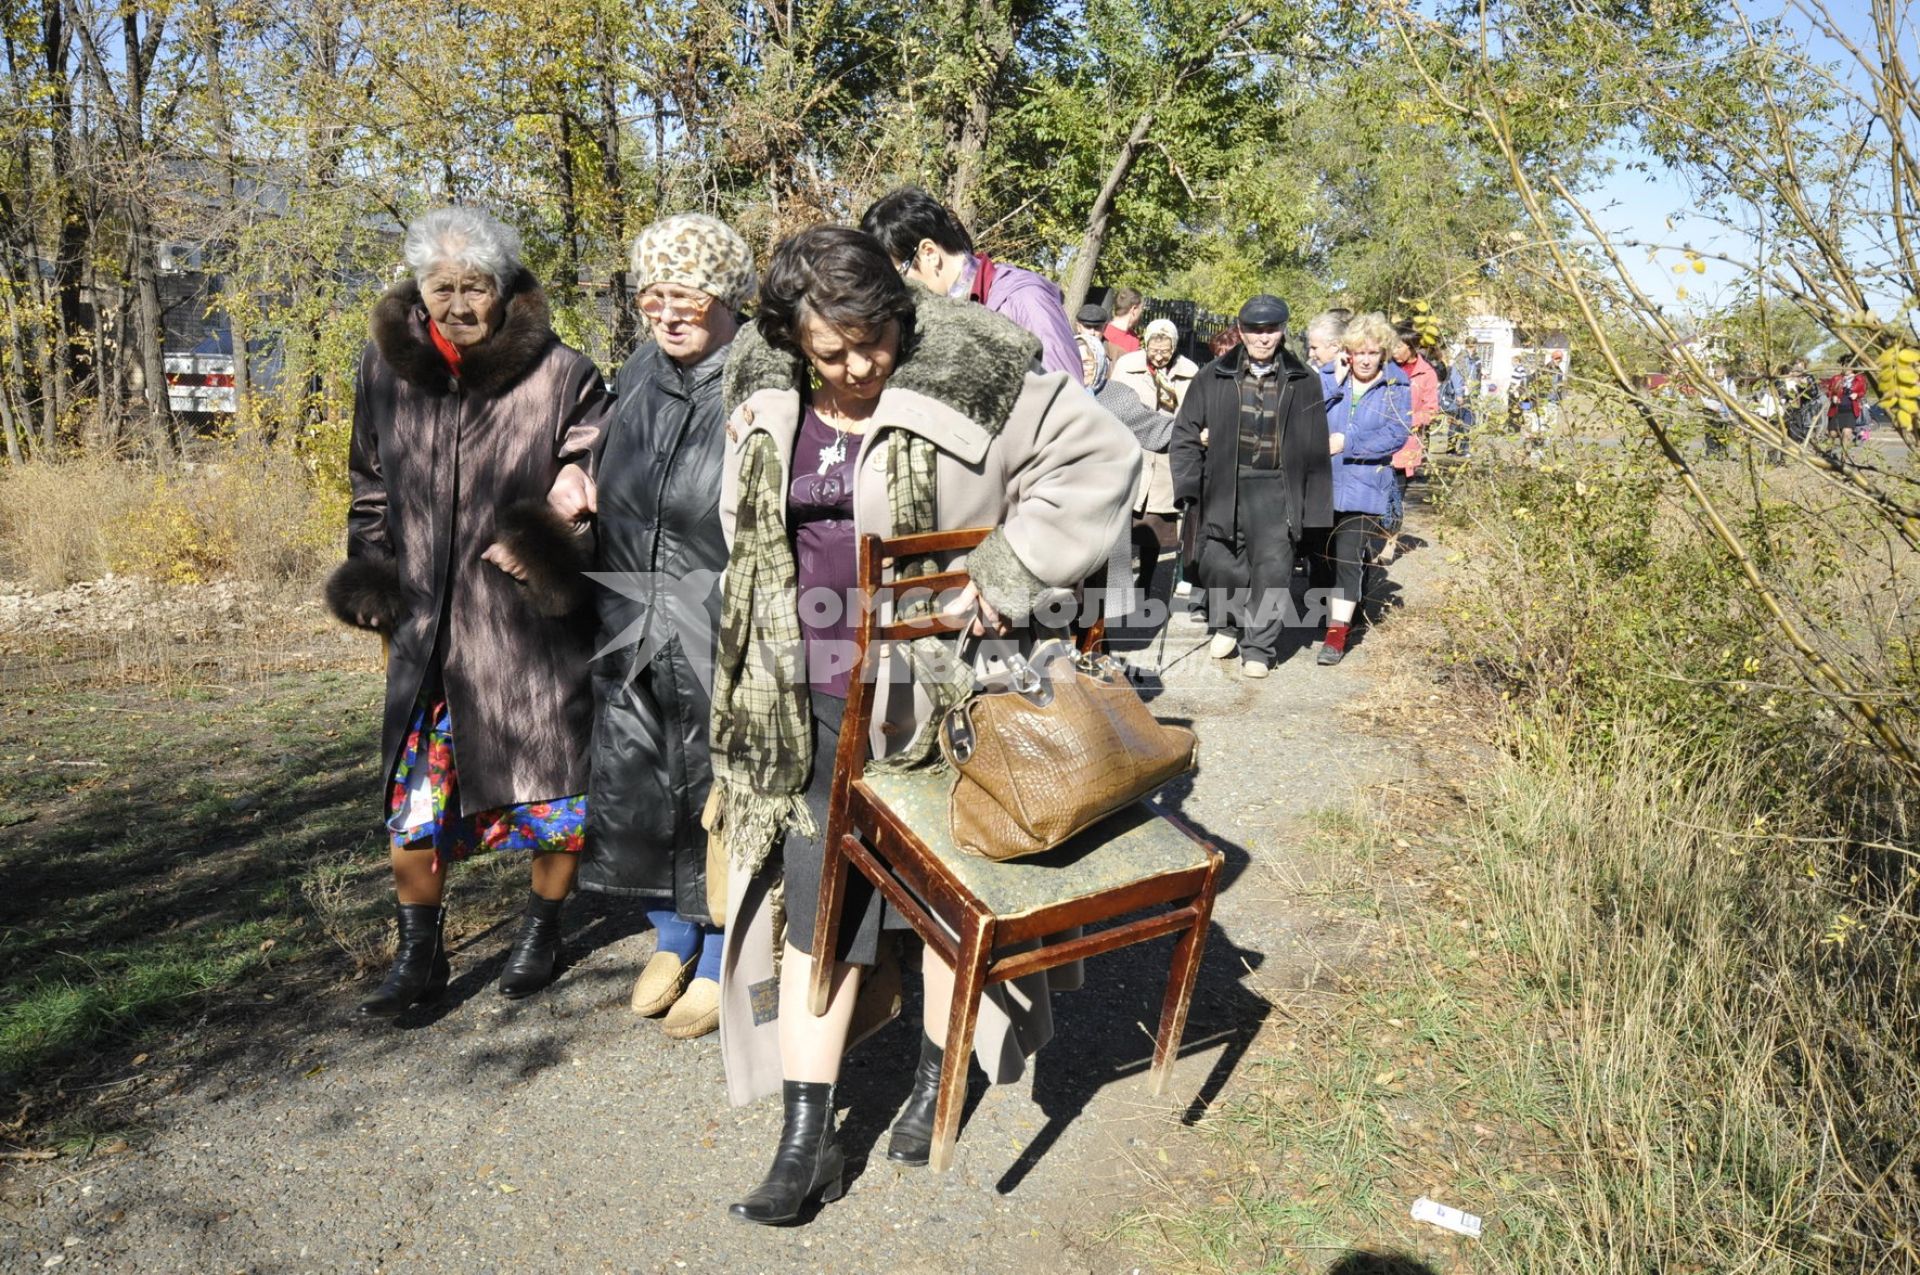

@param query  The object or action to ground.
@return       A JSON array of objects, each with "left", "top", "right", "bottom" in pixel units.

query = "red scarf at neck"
[
  {"left": 967, "top": 254, "right": 997, "bottom": 306},
  {"left": 428, "top": 320, "right": 464, "bottom": 374}
]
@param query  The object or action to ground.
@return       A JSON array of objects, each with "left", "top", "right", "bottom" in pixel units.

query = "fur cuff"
[
  {"left": 966, "top": 528, "right": 1052, "bottom": 626},
  {"left": 324, "top": 556, "right": 403, "bottom": 632},
  {"left": 496, "top": 499, "right": 592, "bottom": 616}
]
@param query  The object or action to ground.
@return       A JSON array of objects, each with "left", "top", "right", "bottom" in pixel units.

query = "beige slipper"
[
  {"left": 630, "top": 950, "right": 693, "bottom": 1017},
  {"left": 661, "top": 977, "right": 720, "bottom": 1039}
]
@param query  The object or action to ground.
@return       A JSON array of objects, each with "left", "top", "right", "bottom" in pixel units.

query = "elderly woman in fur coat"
[{"left": 325, "top": 207, "right": 609, "bottom": 1019}]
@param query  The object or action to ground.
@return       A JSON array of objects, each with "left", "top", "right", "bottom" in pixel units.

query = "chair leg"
[
  {"left": 928, "top": 914, "right": 994, "bottom": 1173},
  {"left": 808, "top": 833, "right": 855, "bottom": 1017},
  {"left": 1149, "top": 867, "right": 1220, "bottom": 1096}
]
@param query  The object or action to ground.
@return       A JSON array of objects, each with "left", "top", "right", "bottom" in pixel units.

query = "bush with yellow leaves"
[{"left": 0, "top": 449, "right": 339, "bottom": 590}]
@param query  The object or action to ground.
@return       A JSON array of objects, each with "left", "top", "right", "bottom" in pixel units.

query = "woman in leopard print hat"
[{"left": 575, "top": 213, "right": 757, "bottom": 1040}]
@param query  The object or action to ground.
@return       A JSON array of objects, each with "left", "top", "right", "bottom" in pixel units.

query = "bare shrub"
[
  {"left": 0, "top": 458, "right": 150, "bottom": 589},
  {"left": 299, "top": 852, "right": 391, "bottom": 977},
  {"left": 0, "top": 450, "right": 340, "bottom": 594}
]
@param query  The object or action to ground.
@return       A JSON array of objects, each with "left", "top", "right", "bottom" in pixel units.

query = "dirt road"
[{"left": 3, "top": 521, "right": 1446, "bottom": 1275}]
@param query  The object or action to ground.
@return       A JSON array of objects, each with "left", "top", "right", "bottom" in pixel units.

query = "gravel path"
[{"left": 4, "top": 518, "right": 1446, "bottom": 1275}]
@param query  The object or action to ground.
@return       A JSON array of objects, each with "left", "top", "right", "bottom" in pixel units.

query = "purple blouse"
[{"left": 791, "top": 408, "right": 860, "bottom": 697}]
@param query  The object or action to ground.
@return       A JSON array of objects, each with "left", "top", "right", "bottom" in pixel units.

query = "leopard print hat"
[{"left": 630, "top": 214, "right": 757, "bottom": 311}]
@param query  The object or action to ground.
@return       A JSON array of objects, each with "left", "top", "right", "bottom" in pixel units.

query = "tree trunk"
[
  {"left": 1062, "top": 107, "right": 1155, "bottom": 316},
  {"left": 941, "top": 0, "right": 1014, "bottom": 228},
  {"left": 66, "top": 1, "right": 176, "bottom": 455},
  {"left": 598, "top": 12, "right": 636, "bottom": 360},
  {"left": 42, "top": 7, "right": 85, "bottom": 447},
  {"left": 118, "top": 9, "right": 175, "bottom": 457},
  {"left": 0, "top": 383, "right": 19, "bottom": 463},
  {"left": 0, "top": 259, "right": 21, "bottom": 462},
  {"left": 199, "top": 0, "right": 254, "bottom": 438},
  {"left": 90, "top": 264, "right": 113, "bottom": 450},
  {"left": 555, "top": 109, "right": 582, "bottom": 308},
  {"left": 301, "top": 3, "right": 349, "bottom": 434},
  {"left": 0, "top": 256, "right": 35, "bottom": 461}
]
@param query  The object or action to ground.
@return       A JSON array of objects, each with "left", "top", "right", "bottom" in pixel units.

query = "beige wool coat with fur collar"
[{"left": 712, "top": 293, "right": 1140, "bottom": 1105}]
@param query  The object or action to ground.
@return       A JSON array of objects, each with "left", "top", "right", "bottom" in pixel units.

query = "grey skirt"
[{"left": 781, "top": 690, "right": 909, "bottom": 965}]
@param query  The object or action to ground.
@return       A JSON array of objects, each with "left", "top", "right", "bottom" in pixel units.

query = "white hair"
[
  {"left": 1306, "top": 311, "right": 1348, "bottom": 344},
  {"left": 1144, "top": 317, "right": 1179, "bottom": 343},
  {"left": 402, "top": 207, "right": 524, "bottom": 290}
]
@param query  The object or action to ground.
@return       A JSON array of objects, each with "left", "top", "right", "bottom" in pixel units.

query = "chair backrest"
[
  {"left": 831, "top": 527, "right": 993, "bottom": 789},
  {"left": 828, "top": 526, "right": 1104, "bottom": 807}
]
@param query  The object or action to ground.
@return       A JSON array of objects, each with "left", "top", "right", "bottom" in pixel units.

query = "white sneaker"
[
  {"left": 1208, "top": 633, "right": 1238, "bottom": 659},
  {"left": 1242, "top": 660, "right": 1270, "bottom": 679},
  {"left": 1174, "top": 580, "right": 1194, "bottom": 597}
]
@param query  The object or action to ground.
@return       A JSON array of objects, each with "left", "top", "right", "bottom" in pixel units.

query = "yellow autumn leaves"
[
  {"left": 1397, "top": 296, "right": 1443, "bottom": 347},
  {"left": 1874, "top": 344, "right": 1920, "bottom": 431}
]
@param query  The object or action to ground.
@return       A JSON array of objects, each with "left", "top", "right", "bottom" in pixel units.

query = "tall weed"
[
  {"left": 0, "top": 450, "right": 341, "bottom": 590},
  {"left": 0, "top": 457, "right": 148, "bottom": 589},
  {"left": 1119, "top": 449, "right": 1918, "bottom": 1272}
]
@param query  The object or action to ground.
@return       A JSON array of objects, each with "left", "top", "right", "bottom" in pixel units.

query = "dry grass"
[
  {"left": 1112, "top": 447, "right": 1920, "bottom": 1273},
  {"left": 0, "top": 456, "right": 148, "bottom": 589},
  {"left": 1114, "top": 714, "right": 1917, "bottom": 1274},
  {"left": 299, "top": 850, "right": 394, "bottom": 976},
  {"left": 0, "top": 449, "right": 341, "bottom": 591}
]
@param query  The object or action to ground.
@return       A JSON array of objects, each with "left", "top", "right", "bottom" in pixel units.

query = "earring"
[{"left": 807, "top": 364, "right": 823, "bottom": 391}]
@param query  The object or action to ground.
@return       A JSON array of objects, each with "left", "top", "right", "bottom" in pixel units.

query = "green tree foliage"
[{"left": 0, "top": 0, "right": 1731, "bottom": 466}]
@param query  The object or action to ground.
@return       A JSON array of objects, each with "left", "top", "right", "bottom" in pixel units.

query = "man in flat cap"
[{"left": 1170, "top": 294, "right": 1333, "bottom": 678}]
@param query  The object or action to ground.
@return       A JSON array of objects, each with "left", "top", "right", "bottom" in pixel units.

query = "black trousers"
[
  {"left": 781, "top": 690, "right": 905, "bottom": 965},
  {"left": 1199, "top": 468, "right": 1297, "bottom": 664},
  {"left": 1326, "top": 511, "right": 1387, "bottom": 609}
]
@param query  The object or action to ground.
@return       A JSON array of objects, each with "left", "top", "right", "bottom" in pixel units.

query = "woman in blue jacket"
[{"left": 1318, "top": 312, "right": 1411, "bottom": 666}]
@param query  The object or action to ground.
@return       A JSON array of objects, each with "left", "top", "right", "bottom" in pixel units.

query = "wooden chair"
[{"left": 809, "top": 526, "right": 1223, "bottom": 1172}]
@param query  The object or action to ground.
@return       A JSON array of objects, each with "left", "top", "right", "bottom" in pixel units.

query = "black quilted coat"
[{"left": 576, "top": 340, "right": 731, "bottom": 920}]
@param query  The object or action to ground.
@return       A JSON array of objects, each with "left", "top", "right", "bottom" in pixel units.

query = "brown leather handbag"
[{"left": 939, "top": 640, "right": 1198, "bottom": 861}]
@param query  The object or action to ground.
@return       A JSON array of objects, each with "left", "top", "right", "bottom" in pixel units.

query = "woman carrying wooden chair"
[{"left": 708, "top": 226, "right": 1139, "bottom": 1224}]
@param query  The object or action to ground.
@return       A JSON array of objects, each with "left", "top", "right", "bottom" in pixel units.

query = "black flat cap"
[
  {"left": 1238, "top": 294, "right": 1289, "bottom": 327},
  {"left": 1075, "top": 302, "right": 1109, "bottom": 325}
]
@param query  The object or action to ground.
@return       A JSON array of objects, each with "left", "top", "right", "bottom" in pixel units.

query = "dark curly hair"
[{"left": 756, "top": 225, "right": 917, "bottom": 359}]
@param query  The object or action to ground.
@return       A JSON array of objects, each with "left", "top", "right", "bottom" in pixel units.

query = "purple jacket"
[{"left": 982, "top": 260, "right": 1082, "bottom": 380}]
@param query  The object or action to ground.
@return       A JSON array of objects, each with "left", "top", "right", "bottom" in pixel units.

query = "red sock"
[{"left": 1324, "top": 622, "right": 1351, "bottom": 652}]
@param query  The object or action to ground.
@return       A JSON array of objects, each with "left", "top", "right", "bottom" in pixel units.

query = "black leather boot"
[
  {"left": 729, "top": 1081, "right": 847, "bottom": 1225},
  {"left": 886, "top": 1032, "right": 945, "bottom": 1166},
  {"left": 356, "top": 903, "right": 449, "bottom": 1019},
  {"left": 498, "top": 891, "right": 565, "bottom": 999}
]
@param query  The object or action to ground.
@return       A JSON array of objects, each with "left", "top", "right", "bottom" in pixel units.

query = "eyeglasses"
[{"left": 639, "top": 289, "right": 715, "bottom": 323}]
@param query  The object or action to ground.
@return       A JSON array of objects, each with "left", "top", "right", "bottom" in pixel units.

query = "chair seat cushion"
[{"left": 856, "top": 769, "right": 1211, "bottom": 919}]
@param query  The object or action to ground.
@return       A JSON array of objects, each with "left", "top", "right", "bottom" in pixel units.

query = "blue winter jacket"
[{"left": 1325, "top": 363, "right": 1412, "bottom": 516}]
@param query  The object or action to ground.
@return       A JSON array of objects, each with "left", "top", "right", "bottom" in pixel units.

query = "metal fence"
[{"left": 1138, "top": 297, "right": 1236, "bottom": 364}]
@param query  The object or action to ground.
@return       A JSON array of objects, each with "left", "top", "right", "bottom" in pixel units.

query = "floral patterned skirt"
[{"left": 386, "top": 692, "right": 586, "bottom": 868}]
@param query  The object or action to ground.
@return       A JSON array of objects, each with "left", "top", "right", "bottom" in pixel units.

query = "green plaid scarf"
[
  {"left": 707, "top": 423, "right": 968, "bottom": 880},
  {"left": 708, "top": 288, "right": 1038, "bottom": 881},
  {"left": 707, "top": 428, "right": 816, "bottom": 880}
]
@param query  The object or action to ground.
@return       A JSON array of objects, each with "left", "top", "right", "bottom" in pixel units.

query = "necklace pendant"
[{"left": 816, "top": 432, "right": 847, "bottom": 475}]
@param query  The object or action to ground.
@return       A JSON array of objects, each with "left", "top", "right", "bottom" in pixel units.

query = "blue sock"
[
  {"left": 694, "top": 925, "right": 724, "bottom": 983},
  {"left": 647, "top": 909, "right": 699, "bottom": 963}
]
